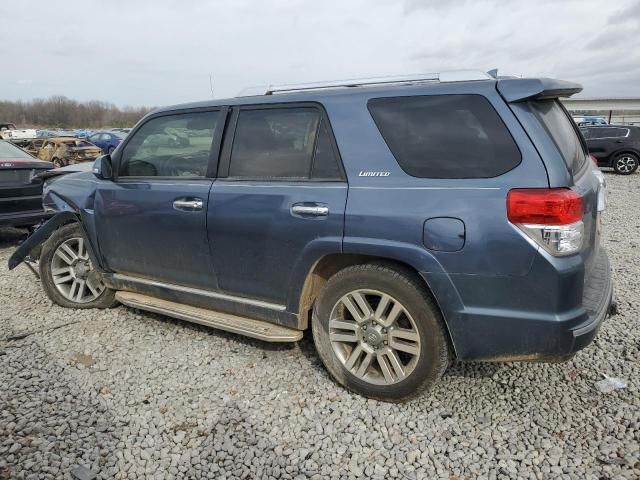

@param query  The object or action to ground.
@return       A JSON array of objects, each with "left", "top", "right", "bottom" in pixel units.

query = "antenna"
[{"left": 209, "top": 74, "right": 214, "bottom": 99}]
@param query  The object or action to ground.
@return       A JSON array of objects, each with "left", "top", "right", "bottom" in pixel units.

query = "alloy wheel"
[
  {"left": 616, "top": 155, "right": 637, "bottom": 173},
  {"left": 50, "top": 237, "right": 105, "bottom": 303},
  {"left": 329, "top": 289, "right": 421, "bottom": 385}
]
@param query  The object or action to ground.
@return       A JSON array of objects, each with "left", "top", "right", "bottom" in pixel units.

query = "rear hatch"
[{"left": 0, "top": 159, "right": 53, "bottom": 187}]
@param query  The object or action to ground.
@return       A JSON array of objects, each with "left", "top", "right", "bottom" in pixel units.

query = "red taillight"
[{"left": 507, "top": 188, "right": 583, "bottom": 225}]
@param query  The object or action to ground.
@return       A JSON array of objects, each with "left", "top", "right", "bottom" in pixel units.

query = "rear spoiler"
[{"left": 497, "top": 78, "right": 582, "bottom": 102}]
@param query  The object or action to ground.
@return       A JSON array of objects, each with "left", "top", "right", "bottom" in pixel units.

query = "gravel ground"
[{"left": 0, "top": 171, "right": 638, "bottom": 480}]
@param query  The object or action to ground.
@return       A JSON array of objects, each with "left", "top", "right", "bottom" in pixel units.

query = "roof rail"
[{"left": 237, "top": 70, "right": 493, "bottom": 97}]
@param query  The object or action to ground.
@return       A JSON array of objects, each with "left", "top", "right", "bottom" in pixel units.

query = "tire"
[
  {"left": 52, "top": 158, "right": 65, "bottom": 169},
  {"left": 39, "top": 223, "right": 117, "bottom": 309},
  {"left": 612, "top": 152, "right": 639, "bottom": 175},
  {"left": 312, "top": 263, "right": 450, "bottom": 402}
]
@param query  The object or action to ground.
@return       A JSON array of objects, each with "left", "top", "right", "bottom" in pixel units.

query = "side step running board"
[{"left": 115, "top": 291, "right": 303, "bottom": 342}]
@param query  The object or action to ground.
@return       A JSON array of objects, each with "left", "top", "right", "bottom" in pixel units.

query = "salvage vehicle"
[
  {"left": 24, "top": 138, "right": 46, "bottom": 157},
  {"left": 9, "top": 71, "right": 614, "bottom": 401},
  {"left": 0, "top": 140, "right": 53, "bottom": 227},
  {"left": 36, "top": 137, "right": 102, "bottom": 168},
  {"left": 580, "top": 124, "right": 640, "bottom": 175},
  {"left": 0, "top": 123, "right": 37, "bottom": 146}
]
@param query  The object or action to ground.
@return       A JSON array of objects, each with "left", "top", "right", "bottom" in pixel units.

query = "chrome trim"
[
  {"left": 110, "top": 273, "right": 287, "bottom": 311},
  {"left": 173, "top": 199, "right": 203, "bottom": 210},
  {"left": 291, "top": 205, "right": 329, "bottom": 216}
]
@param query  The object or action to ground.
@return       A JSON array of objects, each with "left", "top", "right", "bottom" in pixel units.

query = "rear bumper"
[
  {"left": 424, "top": 247, "right": 614, "bottom": 362},
  {"left": 569, "top": 247, "right": 614, "bottom": 351},
  {"left": 0, "top": 186, "right": 51, "bottom": 226}
]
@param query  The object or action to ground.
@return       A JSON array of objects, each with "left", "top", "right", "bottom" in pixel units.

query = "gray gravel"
[{"left": 1, "top": 171, "right": 639, "bottom": 480}]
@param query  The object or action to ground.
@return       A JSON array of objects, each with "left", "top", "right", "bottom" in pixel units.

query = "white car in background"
[{"left": 0, "top": 123, "right": 37, "bottom": 145}]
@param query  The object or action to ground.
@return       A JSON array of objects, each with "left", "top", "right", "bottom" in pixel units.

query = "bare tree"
[{"left": 0, "top": 96, "right": 153, "bottom": 129}]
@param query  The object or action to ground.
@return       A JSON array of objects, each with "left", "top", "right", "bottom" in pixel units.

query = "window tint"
[
  {"left": 579, "top": 127, "right": 591, "bottom": 140},
  {"left": 588, "top": 127, "right": 629, "bottom": 139},
  {"left": 120, "top": 111, "right": 219, "bottom": 177},
  {"left": 368, "top": 95, "right": 521, "bottom": 178},
  {"left": 532, "top": 100, "right": 586, "bottom": 174},
  {"left": 311, "top": 119, "right": 342, "bottom": 179},
  {"left": 229, "top": 108, "right": 320, "bottom": 179}
]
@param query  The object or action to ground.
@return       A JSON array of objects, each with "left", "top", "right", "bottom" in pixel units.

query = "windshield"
[
  {"left": 0, "top": 141, "right": 34, "bottom": 160},
  {"left": 532, "top": 100, "right": 586, "bottom": 175}
]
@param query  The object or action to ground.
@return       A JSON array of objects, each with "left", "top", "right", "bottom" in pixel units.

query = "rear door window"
[
  {"left": 532, "top": 100, "right": 586, "bottom": 174},
  {"left": 588, "top": 127, "right": 629, "bottom": 139},
  {"left": 367, "top": 94, "right": 521, "bottom": 178},
  {"left": 229, "top": 107, "right": 321, "bottom": 179}
]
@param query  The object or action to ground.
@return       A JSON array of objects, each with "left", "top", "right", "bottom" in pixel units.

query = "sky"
[{"left": 2, "top": 0, "right": 639, "bottom": 108}]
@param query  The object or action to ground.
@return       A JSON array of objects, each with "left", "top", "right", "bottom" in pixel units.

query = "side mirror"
[{"left": 93, "top": 154, "right": 113, "bottom": 180}]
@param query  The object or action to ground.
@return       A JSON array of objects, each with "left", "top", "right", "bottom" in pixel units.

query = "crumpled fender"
[{"left": 8, "top": 212, "right": 79, "bottom": 270}]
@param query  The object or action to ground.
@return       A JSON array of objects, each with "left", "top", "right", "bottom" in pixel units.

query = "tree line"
[{"left": 0, "top": 96, "right": 154, "bottom": 129}]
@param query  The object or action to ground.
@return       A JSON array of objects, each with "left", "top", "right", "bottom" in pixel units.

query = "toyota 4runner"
[{"left": 9, "top": 71, "right": 614, "bottom": 401}]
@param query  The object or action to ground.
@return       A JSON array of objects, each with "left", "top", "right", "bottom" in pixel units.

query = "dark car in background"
[
  {"left": 0, "top": 140, "right": 53, "bottom": 227},
  {"left": 580, "top": 125, "right": 640, "bottom": 175},
  {"left": 88, "top": 131, "right": 126, "bottom": 154}
]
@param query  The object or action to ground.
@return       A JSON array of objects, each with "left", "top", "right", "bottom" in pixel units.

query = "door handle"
[
  {"left": 291, "top": 203, "right": 329, "bottom": 217},
  {"left": 173, "top": 198, "right": 203, "bottom": 211}
]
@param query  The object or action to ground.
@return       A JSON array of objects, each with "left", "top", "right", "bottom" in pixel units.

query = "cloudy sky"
[{"left": 2, "top": 0, "right": 639, "bottom": 107}]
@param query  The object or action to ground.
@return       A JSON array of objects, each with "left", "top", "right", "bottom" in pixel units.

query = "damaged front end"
[{"left": 8, "top": 163, "right": 102, "bottom": 273}]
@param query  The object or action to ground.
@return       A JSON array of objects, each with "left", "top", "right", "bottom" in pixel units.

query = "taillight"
[{"left": 507, "top": 188, "right": 584, "bottom": 256}]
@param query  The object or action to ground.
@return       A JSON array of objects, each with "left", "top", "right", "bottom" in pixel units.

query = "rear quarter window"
[
  {"left": 367, "top": 94, "right": 521, "bottom": 179},
  {"left": 532, "top": 100, "right": 586, "bottom": 174}
]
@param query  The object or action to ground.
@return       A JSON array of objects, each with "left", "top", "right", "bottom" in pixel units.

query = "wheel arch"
[
  {"left": 609, "top": 148, "right": 640, "bottom": 162},
  {"left": 295, "top": 252, "right": 458, "bottom": 357}
]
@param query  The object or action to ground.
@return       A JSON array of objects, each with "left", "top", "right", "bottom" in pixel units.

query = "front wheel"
[
  {"left": 612, "top": 153, "right": 639, "bottom": 175},
  {"left": 312, "top": 263, "right": 450, "bottom": 401},
  {"left": 39, "top": 223, "right": 116, "bottom": 308}
]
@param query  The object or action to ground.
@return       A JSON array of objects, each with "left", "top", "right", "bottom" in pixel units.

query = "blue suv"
[{"left": 9, "top": 71, "right": 614, "bottom": 401}]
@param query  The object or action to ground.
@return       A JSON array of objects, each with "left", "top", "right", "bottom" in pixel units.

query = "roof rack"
[{"left": 237, "top": 70, "right": 493, "bottom": 97}]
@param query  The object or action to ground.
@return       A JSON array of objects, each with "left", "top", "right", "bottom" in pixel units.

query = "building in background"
[{"left": 562, "top": 97, "right": 640, "bottom": 125}]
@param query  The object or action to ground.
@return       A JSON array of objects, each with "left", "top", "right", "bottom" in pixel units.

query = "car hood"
[{"left": 35, "top": 160, "right": 94, "bottom": 181}]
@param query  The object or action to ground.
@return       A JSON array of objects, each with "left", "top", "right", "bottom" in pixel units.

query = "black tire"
[
  {"left": 612, "top": 152, "right": 639, "bottom": 175},
  {"left": 312, "top": 263, "right": 450, "bottom": 402},
  {"left": 39, "top": 223, "right": 117, "bottom": 309}
]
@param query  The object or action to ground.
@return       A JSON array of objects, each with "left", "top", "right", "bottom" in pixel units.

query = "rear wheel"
[
  {"left": 39, "top": 223, "right": 116, "bottom": 309},
  {"left": 312, "top": 263, "right": 450, "bottom": 401},
  {"left": 612, "top": 153, "right": 638, "bottom": 175}
]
